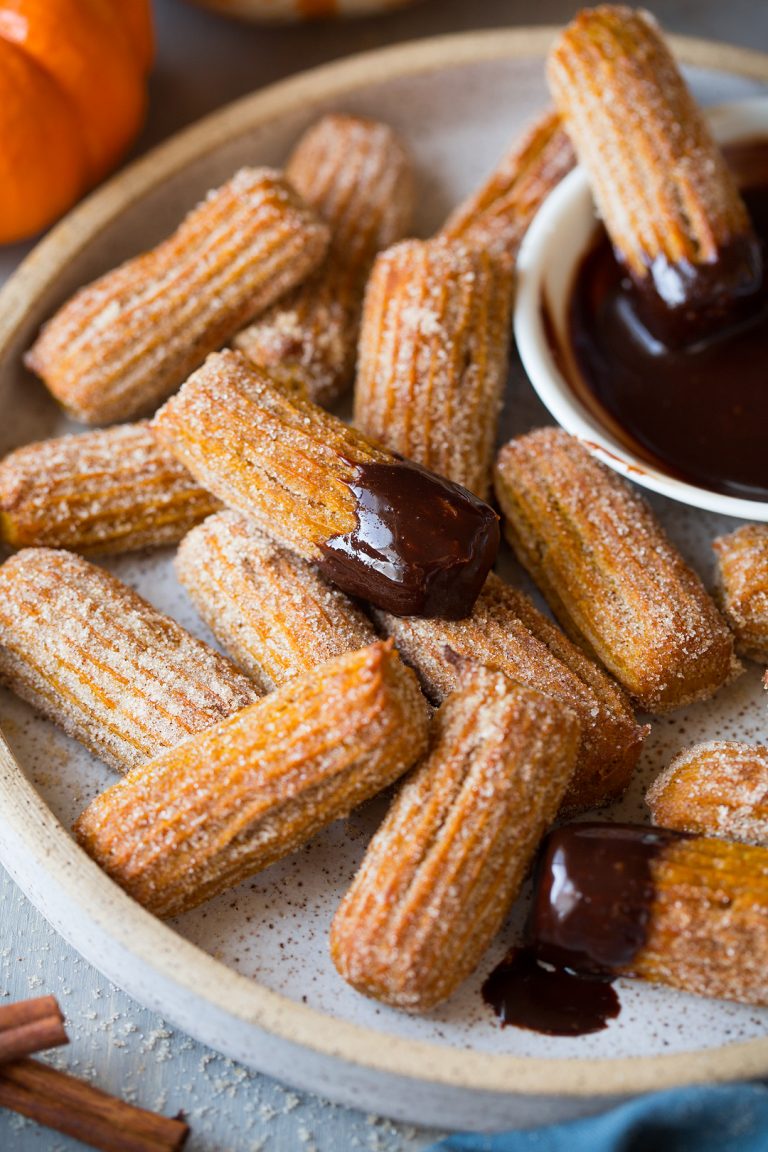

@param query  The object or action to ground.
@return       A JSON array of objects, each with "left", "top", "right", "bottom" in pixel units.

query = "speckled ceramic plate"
[{"left": 1, "top": 29, "right": 768, "bottom": 1132}]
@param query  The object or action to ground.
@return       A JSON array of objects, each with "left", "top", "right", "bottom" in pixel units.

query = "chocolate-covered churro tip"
[
  {"left": 531, "top": 822, "right": 684, "bottom": 976},
  {"left": 482, "top": 821, "right": 686, "bottom": 1036},
  {"left": 548, "top": 5, "right": 763, "bottom": 347},
  {"left": 639, "top": 237, "right": 763, "bottom": 348},
  {"left": 318, "top": 459, "right": 500, "bottom": 618}
]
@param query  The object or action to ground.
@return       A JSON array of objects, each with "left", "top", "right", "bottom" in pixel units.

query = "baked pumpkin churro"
[
  {"left": 331, "top": 666, "right": 581, "bottom": 1011},
  {"left": 374, "top": 572, "right": 645, "bottom": 812},
  {"left": 25, "top": 169, "right": 330, "bottom": 424},
  {"left": 713, "top": 525, "right": 768, "bottom": 663},
  {"left": 0, "top": 423, "right": 220, "bottom": 555},
  {"left": 494, "top": 428, "right": 737, "bottom": 713},
  {"left": 175, "top": 511, "right": 376, "bottom": 692},
  {"left": 547, "top": 6, "right": 762, "bottom": 345},
  {"left": 353, "top": 238, "right": 513, "bottom": 499},
  {"left": 74, "top": 641, "right": 430, "bottom": 918},
  {"left": 523, "top": 823, "right": 768, "bottom": 1009},
  {"left": 647, "top": 742, "right": 768, "bottom": 846},
  {"left": 440, "top": 109, "right": 576, "bottom": 264},
  {"left": 0, "top": 549, "right": 258, "bottom": 773},
  {"left": 236, "top": 114, "right": 413, "bottom": 407},
  {"left": 154, "top": 349, "right": 499, "bottom": 618}
]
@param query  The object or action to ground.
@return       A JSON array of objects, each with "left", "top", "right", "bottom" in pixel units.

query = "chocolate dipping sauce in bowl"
[{"left": 514, "top": 97, "right": 768, "bottom": 521}]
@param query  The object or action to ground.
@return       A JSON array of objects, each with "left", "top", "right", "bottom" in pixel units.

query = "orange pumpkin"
[{"left": 0, "top": 0, "right": 153, "bottom": 244}]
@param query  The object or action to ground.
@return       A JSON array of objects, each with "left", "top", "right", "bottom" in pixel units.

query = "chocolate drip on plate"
[
  {"left": 482, "top": 823, "right": 685, "bottom": 1037},
  {"left": 481, "top": 948, "right": 620, "bottom": 1036}
]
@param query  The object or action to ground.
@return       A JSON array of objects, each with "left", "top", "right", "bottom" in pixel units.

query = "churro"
[
  {"left": 353, "top": 238, "right": 513, "bottom": 498},
  {"left": 494, "top": 428, "right": 737, "bottom": 712},
  {"left": 26, "top": 169, "right": 329, "bottom": 424},
  {"left": 74, "top": 642, "right": 429, "bottom": 917}
]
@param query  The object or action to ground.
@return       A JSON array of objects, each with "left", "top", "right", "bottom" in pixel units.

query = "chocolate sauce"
[
  {"left": 482, "top": 823, "right": 684, "bottom": 1036},
  {"left": 634, "top": 234, "right": 762, "bottom": 348},
  {"left": 566, "top": 139, "right": 768, "bottom": 501},
  {"left": 481, "top": 948, "right": 620, "bottom": 1036},
  {"left": 531, "top": 823, "right": 683, "bottom": 976},
  {"left": 318, "top": 459, "right": 499, "bottom": 619}
]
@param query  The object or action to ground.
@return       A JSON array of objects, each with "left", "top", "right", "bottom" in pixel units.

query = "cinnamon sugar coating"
[
  {"left": 0, "top": 549, "right": 258, "bottom": 773},
  {"left": 494, "top": 428, "right": 738, "bottom": 713},
  {"left": 647, "top": 741, "right": 768, "bottom": 846},
  {"left": 153, "top": 349, "right": 387, "bottom": 560},
  {"left": 636, "top": 835, "right": 768, "bottom": 1006},
  {"left": 547, "top": 7, "right": 760, "bottom": 338},
  {"left": 713, "top": 524, "right": 768, "bottom": 662},
  {"left": 74, "top": 641, "right": 430, "bottom": 918},
  {"left": 176, "top": 511, "right": 376, "bottom": 692},
  {"left": 0, "top": 423, "right": 220, "bottom": 555},
  {"left": 440, "top": 109, "right": 575, "bottom": 264},
  {"left": 236, "top": 114, "right": 413, "bottom": 407},
  {"left": 374, "top": 571, "right": 645, "bottom": 812},
  {"left": 331, "top": 666, "right": 581, "bottom": 1011},
  {"left": 25, "top": 169, "right": 330, "bottom": 424},
  {"left": 353, "top": 238, "right": 513, "bottom": 499}
]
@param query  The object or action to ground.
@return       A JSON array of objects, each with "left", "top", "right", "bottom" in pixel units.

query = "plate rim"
[{"left": 1, "top": 25, "right": 768, "bottom": 1109}]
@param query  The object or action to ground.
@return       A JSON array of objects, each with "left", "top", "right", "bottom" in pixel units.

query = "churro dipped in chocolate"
[
  {"left": 374, "top": 572, "right": 644, "bottom": 811},
  {"left": 0, "top": 549, "right": 258, "bottom": 773},
  {"left": 713, "top": 525, "right": 768, "bottom": 662},
  {"left": 331, "top": 666, "right": 580, "bottom": 1011},
  {"left": 353, "top": 239, "right": 513, "bottom": 499},
  {"left": 523, "top": 823, "right": 768, "bottom": 1009},
  {"left": 176, "top": 511, "right": 376, "bottom": 692},
  {"left": 647, "top": 742, "right": 768, "bottom": 846},
  {"left": 440, "top": 109, "right": 576, "bottom": 264},
  {"left": 26, "top": 169, "right": 330, "bottom": 424},
  {"left": 0, "top": 423, "right": 220, "bottom": 555},
  {"left": 236, "top": 114, "right": 413, "bottom": 407},
  {"left": 547, "top": 6, "right": 762, "bottom": 345},
  {"left": 494, "top": 428, "right": 737, "bottom": 713},
  {"left": 154, "top": 350, "right": 499, "bottom": 618},
  {"left": 74, "top": 641, "right": 429, "bottom": 918}
]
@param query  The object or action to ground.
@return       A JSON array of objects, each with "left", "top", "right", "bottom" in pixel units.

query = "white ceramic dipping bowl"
[{"left": 514, "top": 97, "right": 768, "bottom": 521}]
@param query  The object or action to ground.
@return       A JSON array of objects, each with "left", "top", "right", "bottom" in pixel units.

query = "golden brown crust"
[
  {"left": 284, "top": 115, "right": 413, "bottom": 264},
  {"left": 175, "top": 510, "right": 377, "bottom": 692},
  {"left": 546, "top": 7, "right": 758, "bottom": 310},
  {"left": 353, "top": 238, "right": 513, "bottom": 499},
  {"left": 153, "top": 348, "right": 387, "bottom": 561},
  {"left": 330, "top": 666, "right": 580, "bottom": 1011},
  {"left": 25, "top": 169, "right": 330, "bottom": 425},
  {"left": 0, "top": 549, "right": 258, "bottom": 773},
  {"left": 74, "top": 641, "right": 430, "bottom": 918},
  {"left": 0, "top": 423, "right": 220, "bottom": 555},
  {"left": 637, "top": 836, "right": 768, "bottom": 1006},
  {"left": 440, "top": 109, "right": 576, "bottom": 263},
  {"left": 646, "top": 741, "right": 768, "bottom": 846},
  {"left": 713, "top": 524, "right": 768, "bottom": 663},
  {"left": 494, "top": 428, "right": 738, "bottom": 713},
  {"left": 373, "top": 571, "right": 645, "bottom": 811},
  {"left": 236, "top": 115, "right": 413, "bottom": 407}
]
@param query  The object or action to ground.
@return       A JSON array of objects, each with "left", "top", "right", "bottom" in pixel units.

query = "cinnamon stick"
[
  {"left": 0, "top": 1058, "right": 189, "bottom": 1151},
  {"left": 0, "top": 996, "right": 68, "bottom": 1065}
]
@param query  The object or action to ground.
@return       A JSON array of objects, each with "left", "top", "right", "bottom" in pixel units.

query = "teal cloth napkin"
[{"left": 428, "top": 1084, "right": 768, "bottom": 1151}]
